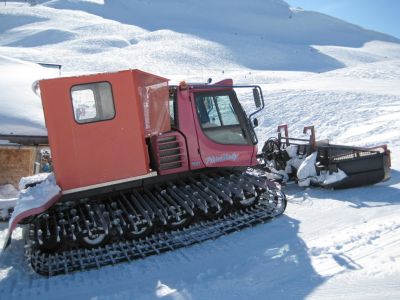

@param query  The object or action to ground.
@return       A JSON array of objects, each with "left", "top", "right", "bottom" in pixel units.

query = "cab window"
[
  {"left": 71, "top": 82, "right": 115, "bottom": 124},
  {"left": 195, "top": 91, "right": 249, "bottom": 145},
  {"left": 169, "top": 88, "right": 177, "bottom": 127}
]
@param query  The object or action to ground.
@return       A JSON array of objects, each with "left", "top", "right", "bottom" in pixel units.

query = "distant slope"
[
  {"left": 0, "top": 0, "right": 399, "bottom": 74},
  {"left": 44, "top": 0, "right": 398, "bottom": 46},
  {"left": 0, "top": 0, "right": 400, "bottom": 135}
]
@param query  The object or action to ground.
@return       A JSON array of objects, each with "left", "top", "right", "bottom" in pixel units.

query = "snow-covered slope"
[
  {"left": 0, "top": 55, "right": 58, "bottom": 135},
  {"left": 1, "top": 0, "right": 400, "bottom": 75},
  {"left": 0, "top": 0, "right": 399, "bottom": 136},
  {"left": 0, "top": 1, "right": 399, "bottom": 299}
]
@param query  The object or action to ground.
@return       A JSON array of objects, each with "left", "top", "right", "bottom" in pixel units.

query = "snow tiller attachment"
[{"left": 258, "top": 125, "right": 391, "bottom": 189}]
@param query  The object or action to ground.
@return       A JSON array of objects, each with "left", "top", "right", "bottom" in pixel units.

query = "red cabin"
[
  {"left": 40, "top": 70, "right": 170, "bottom": 192},
  {"left": 39, "top": 69, "right": 259, "bottom": 194}
]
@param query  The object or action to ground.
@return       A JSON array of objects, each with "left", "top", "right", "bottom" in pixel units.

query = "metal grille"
[{"left": 318, "top": 145, "right": 382, "bottom": 164}]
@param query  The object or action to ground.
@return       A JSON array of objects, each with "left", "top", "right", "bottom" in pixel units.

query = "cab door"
[
  {"left": 40, "top": 70, "right": 151, "bottom": 191},
  {"left": 191, "top": 89, "right": 256, "bottom": 168}
]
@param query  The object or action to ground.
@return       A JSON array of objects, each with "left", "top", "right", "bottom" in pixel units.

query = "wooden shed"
[{"left": 0, "top": 145, "right": 38, "bottom": 188}]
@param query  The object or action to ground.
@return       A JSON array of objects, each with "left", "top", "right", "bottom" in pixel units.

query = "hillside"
[
  {"left": 1, "top": 0, "right": 400, "bottom": 74},
  {"left": 1, "top": 0, "right": 400, "bottom": 136}
]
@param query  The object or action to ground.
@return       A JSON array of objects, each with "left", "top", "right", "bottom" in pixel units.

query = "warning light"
[{"left": 179, "top": 81, "right": 188, "bottom": 90}]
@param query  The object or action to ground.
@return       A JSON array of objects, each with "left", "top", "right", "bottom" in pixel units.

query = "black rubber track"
[{"left": 25, "top": 171, "right": 287, "bottom": 276}]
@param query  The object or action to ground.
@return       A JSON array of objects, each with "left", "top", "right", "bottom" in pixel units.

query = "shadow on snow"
[
  {"left": 0, "top": 215, "right": 325, "bottom": 300},
  {"left": 287, "top": 169, "right": 400, "bottom": 209}
]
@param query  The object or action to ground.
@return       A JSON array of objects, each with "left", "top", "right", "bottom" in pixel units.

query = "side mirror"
[
  {"left": 32, "top": 80, "right": 41, "bottom": 97},
  {"left": 253, "top": 88, "right": 261, "bottom": 108},
  {"left": 253, "top": 118, "right": 259, "bottom": 128}
]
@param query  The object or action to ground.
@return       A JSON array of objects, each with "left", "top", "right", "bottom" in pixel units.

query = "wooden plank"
[{"left": 0, "top": 146, "right": 37, "bottom": 188}]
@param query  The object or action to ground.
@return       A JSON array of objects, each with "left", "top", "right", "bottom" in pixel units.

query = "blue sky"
[{"left": 286, "top": 0, "right": 400, "bottom": 39}]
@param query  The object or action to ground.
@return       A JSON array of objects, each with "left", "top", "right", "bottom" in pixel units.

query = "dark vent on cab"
[
  {"left": 151, "top": 132, "right": 188, "bottom": 175},
  {"left": 158, "top": 136, "right": 182, "bottom": 170}
]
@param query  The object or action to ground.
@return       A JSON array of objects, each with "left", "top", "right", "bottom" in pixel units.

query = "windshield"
[{"left": 195, "top": 91, "right": 250, "bottom": 145}]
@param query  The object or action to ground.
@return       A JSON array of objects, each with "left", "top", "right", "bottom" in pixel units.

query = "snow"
[
  {"left": 0, "top": 0, "right": 400, "bottom": 299},
  {"left": 0, "top": 171, "right": 53, "bottom": 220},
  {"left": 297, "top": 152, "right": 318, "bottom": 187},
  {"left": 9, "top": 173, "right": 60, "bottom": 228},
  {"left": 283, "top": 144, "right": 306, "bottom": 174},
  {"left": 155, "top": 281, "right": 178, "bottom": 298},
  {"left": 0, "top": 184, "right": 18, "bottom": 219},
  {"left": 296, "top": 152, "right": 347, "bottom": 187},
  {"left": 319, "top": 169, "right": 347, "bottom": 186},
  {"left": 0, "top": 184, "right": 18, "bottom": 199},
  {"left": 0, "top": 55, "right": 58, "bottom": 135},
  {"left": 18, "top": 171, "right": 53, "bottom": 190}
]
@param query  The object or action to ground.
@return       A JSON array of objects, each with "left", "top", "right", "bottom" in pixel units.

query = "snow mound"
[
  {"left": 18, "top": 172, "right": 53, "bottom": 191},
  {"left": 6, "top": 29, "right": 76, "bottom": 48},
  {"left": 155, "top": 281, "right": 177, "bottom": 298},
  {"left": 0, "top": 184, "right": 18, "bottom": 199},
  {"left": 0, "top": 185, "right": 19, "bottom": 219},
  {"left": 9, "top": 173, "right": 60, "bottom": 227},
  {"left": 0, "top": 55, "right": 58, "bottom": 135}
]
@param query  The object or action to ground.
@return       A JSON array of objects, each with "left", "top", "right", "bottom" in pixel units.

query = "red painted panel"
[
  {"left": 188, "top": 85, "right": 257, "bottom": 169},
  {"left": 39, "top": 70, "right": 167, "bottom": 191},
  {"left": 175, "top": 83, "right": 257, "bottom": 170},
  {"left": 193, "top": 116, "right": 256, "bottom": 168},
  {"left": 176, "top": 89, "right": 205, "bottom": 170}
]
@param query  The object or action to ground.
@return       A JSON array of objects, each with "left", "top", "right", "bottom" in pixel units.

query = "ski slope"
[{"left": 0, "top": 1, "right": 399, "bottom": 299}]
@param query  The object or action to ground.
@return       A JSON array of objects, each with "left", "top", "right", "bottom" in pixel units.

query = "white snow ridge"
[{"left": 0, "top": 0, "right": 399, "bottom": 299}]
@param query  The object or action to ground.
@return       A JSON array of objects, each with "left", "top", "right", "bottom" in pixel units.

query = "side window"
[
  {"left": 215, "top": 95, "right": 239, "bottom": 126},
  {"left": 196, "top": 96, "right": 220, "bottom": 127},
  {"left": 196, "top": 95, "right": 239, "bottom": 128},
  {"left": 195, "top": 92, "right": 249, "bottom": 145},
  {"left": 71, "top": 82, "right": 115, "bottom": 124},
  {"left": 169, "top": 89, "right": 176, "bottom": 127}
]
